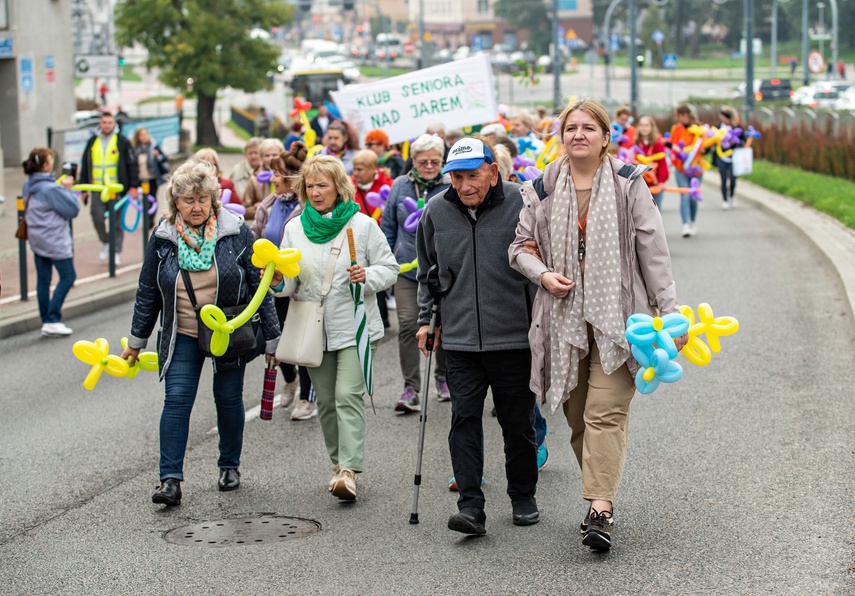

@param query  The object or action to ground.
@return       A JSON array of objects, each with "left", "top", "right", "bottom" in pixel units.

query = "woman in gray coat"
[{"left": 21, "top": 148, "right": 80, "bottom": 337}]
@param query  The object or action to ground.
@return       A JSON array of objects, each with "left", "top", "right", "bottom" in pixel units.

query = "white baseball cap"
[{"left": 442, "top": 138, "right": 495, "bottom": 174}]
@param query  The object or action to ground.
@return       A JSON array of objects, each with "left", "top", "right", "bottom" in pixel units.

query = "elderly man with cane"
[{"left": 415, "top": 136, "right": 539, "bottom": 535}]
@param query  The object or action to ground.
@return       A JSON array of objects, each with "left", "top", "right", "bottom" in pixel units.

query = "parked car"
[
  {"left": 453, "top": 46, "right": 472, "bottom": 61},
  {"left": 733, "top": 78, "right": 793, "bottom": 102},
  {"left": 804, "top": 89, "right": 841, "bottom": 109},
  {"left": 833, "top": 90, "right": 855, "bottom": 110}
]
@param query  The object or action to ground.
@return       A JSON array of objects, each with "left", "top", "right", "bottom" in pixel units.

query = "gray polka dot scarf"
[{"left": 549, "top": 156, "right": 630, "bottom": 409}]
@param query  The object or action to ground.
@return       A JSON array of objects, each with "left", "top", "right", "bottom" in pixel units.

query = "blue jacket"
[
  {"left": 381, "top": 172, "right": 450, "bottom": 281},
  {"left": 127, "top": 208, "right": 280, "bottom": 379},
  {"left": 23, "top": 174, "right": 80, "bottom": 260}
]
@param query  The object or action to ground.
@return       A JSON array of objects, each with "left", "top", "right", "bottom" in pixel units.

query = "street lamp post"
[
  {"left": 818, "top": 2, "right": 826, "bottom": 57},
  {"left": 802, "top": 0, "right": 809, "bottom": 85},
  {"left": 744, "top": 0, "right": 754, "bottom": 122},
  {"left": 629, "top": 0, "right": 638, "bottom": 114}
]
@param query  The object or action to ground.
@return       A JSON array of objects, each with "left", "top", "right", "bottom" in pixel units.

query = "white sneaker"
[
  {"left": 330, "top": 469, "right": 357, "bottom": 501},
  {"left": 722, "top": 201, "right": 730, "bottom": 210},
  {"left": 681, "top": 224, "right": 691, "bottom": 238},
  {"left": 730, "top": 196, "right": 737, "bottom": 208},
  {"left": 386, "top": 296, "right": 397, "bottom": 310},
  {"left": 114, "top": 253, "right": 121, "bottom": 266},
  {"left": 688, "top": 223, "right": 697, "bottom": 236},
  {"left": 41, "top": 322, "right": 73, "bottom": 337},
  {"left": 277, "top": 379, "right": 299, "bottom": 409},
  {"left": 99, "top": 243, "right": 109, "bottom": 261},
  {"left": 290, "top": 400, "right": 318, "bottom": 420}
]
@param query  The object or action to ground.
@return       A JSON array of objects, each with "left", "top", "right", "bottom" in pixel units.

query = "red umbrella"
[{"left": 261, "top": 361, "right": 276, "bottom": 420}]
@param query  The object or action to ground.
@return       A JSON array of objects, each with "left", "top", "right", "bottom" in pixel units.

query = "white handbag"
[
  {"left": 275, "top": 229, "right": 347, "bottom": 367},
  {"left": 732, "top": 147, "right": 753, "bottom": 177}
]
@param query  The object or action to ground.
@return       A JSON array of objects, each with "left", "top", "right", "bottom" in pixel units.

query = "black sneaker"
[
  {"left": 582, "top": 508, "right": 613, "bottom": 551},
  {"left": 447, "top": 507, "right": 487, "bottom": 535}
]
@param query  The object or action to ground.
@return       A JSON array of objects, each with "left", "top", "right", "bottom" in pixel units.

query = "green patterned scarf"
[
  {"left": 300, "top": 200, "right": 359, "bottom": 244},
  {"left": 410, "top": 168, "right": 444, "bottom": 195},
  {"left": 175, "top": 214, "right": 218, "bottom": 271}
]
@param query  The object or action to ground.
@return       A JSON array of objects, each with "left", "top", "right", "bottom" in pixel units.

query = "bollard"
[
  {"left": 17, "top": 197, "right": 28, "bottom": 302},
  {"left": 107, "top": 196, "right": 116, "bottom": 278},
  {"left": 141, "top": 183, "right": 150, "bottom": 253}
]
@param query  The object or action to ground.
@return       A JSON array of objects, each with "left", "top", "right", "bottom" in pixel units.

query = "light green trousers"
[{"left": 307, "top": 343, "right": 377, "bottom": 473}]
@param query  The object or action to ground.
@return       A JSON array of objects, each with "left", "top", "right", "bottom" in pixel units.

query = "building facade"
[{"left": 0, "top": 0, "right": 76, "bottom": 167}]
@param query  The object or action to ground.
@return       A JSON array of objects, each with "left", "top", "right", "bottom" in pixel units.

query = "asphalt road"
[{"left": 0, "top": 192, "right": 853, "bottom": 594}]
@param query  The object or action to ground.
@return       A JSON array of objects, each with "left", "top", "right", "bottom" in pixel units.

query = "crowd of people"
[{"left": 27, "top": 94, "right": 753, "bottom": 553}]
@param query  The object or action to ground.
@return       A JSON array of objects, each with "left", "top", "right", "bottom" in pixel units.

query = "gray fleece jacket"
[
  {"left": 416, "top": 180, "right": 536, "bottom": 352},
  {"left": 23, "top": 173, "right": 81, "bottom": 260}
]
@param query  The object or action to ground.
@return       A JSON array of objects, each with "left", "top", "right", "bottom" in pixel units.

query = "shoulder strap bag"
[
  {"left": 181, "top": 268, "right": 261, "bottom": 359},
  {"left": 275, "top": 227, "right": 347, "bottom": 367}
]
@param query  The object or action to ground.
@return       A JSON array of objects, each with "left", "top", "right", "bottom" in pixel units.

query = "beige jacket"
[{"left": 509, "top": 155, "right": 679, "bottom": 403}]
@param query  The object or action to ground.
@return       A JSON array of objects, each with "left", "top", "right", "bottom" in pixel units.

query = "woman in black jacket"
[{"left": 121, "top": 159, "right": 280, "bottom": 507}]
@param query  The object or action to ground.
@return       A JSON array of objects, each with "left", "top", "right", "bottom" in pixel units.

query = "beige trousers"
[{"left": 562, "top": 338, "right": 636, "bottom": 503}]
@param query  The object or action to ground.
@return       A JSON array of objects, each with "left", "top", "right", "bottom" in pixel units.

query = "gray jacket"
[
  {"left": 23, "top": 174, "right": 80, "bottom": 260},
  {"left": 416, "top": 180, "right": 535, "bottom": 352}
]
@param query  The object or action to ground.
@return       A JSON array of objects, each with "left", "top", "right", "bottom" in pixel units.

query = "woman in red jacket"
[{"left": 635, "top": 116, "right": 669, "bottom": 212}]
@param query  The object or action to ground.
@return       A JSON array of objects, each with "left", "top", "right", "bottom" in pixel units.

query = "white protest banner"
[{"left": 330, "top": 54, "right": 497, "bottom": 145}]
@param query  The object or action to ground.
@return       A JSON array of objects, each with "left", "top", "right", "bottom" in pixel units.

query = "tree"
[
  {"left": 494, "top": 0, "right": 551, "bottom": 55},
  {"left": 115, "top": 0, "right": 292, "bottom": 147}
]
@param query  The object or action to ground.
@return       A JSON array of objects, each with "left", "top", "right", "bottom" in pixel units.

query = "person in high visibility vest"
[{"left": 79, "top": 112, "right": 139, "bottom": 265}]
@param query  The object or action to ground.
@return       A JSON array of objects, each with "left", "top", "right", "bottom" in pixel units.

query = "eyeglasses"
[
  {"left": 415, "top": 159, "right": 442, "bottom": 168},
  {"left": 365, "top": 141, "right": 383, "bottom": 147}
]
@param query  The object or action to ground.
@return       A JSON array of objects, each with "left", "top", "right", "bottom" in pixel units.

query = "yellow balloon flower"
[{"left": 72, "top": 338, "right": 130, "bottom": 390}]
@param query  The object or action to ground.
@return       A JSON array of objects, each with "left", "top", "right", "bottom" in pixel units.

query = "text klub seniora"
[{"left": 357, "top": 74, "right": 466, "bottom": 128}]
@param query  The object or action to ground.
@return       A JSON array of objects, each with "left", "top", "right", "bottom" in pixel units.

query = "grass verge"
[
  {"left": 122, "top": 64, "right": 142, "bottom": 82},
  {"left": 137, "top": 94, "right": 176, "bottom": 105},
  {"left": 745, "top": 160, "right": 855, "bottom": 229},
  {"left": 226, "top": 121, "right": 251, "bottom": 141},
  {"left": 360, "top": 65, "right": 413, "bottom": 78}
]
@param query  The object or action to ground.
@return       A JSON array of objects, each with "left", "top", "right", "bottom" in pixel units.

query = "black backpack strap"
[{"left": 531, "top": 175, "right": 547, "bottom": 201}]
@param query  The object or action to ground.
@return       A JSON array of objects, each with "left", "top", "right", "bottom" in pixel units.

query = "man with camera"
[
  {"left": 416, "top": 136, "right": 539, "bottom": 536},
  {"left": 78, "top": 112, "right": 139, "bottom": 266}
]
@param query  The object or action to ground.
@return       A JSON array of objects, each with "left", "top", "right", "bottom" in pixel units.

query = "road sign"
[
  {"left": 45, "top": 55, "right": 55, "bottom": 84},
  {"left": 807, "top": 50, "right": 825, "bottom": 74},
  {"left": 20, "top": 57, "right": 33, "bottom": 93},
  {"left": 663, "top": 53, "right": 678, "bottom": 69},
  {"left": 0, "top": 37, "right": 13, "bottom": 58},
  {"left": 610, "top": 33, "right": 620, "bottom": 53},
  {"left": 652, "top": 30, "right": 664, "bottom": 45},
  {"left": 73, "top": 54, "right": 119, "bottom": 79}
]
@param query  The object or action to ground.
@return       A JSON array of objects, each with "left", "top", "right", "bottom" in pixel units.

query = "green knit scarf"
[{"left": 300, "top": 200, "right": 360, "bottom": 244}]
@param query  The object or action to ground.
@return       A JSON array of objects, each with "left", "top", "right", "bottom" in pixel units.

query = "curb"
[
  {"left": 701, "top": 171, "right": 855, "bottom": 333},
  {"left": 0, "top": 279, "right": 139, "bottom": 339}
]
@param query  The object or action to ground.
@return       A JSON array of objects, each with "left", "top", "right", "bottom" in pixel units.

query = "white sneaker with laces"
[
  {"left": 114, "top": 253, "right": 121, "bottom": 266},
  {"left": 688, "top": 222, "right": 697, "bottom": 236},
  {"left": 41, "top": 322, "right": 73, "bottom": 337},
  {"left": 730, "top": 196, "right": 737, "bottom": 208},
  {"left": 330, "top": 469, "right": 357, "bottom": 500},
  {"left": 291, "top": 400, "right": 318, "bottom": 420},
  {"left": 722, "top": 201, "right": 730, "bottom": 210},
  {"left": 99, "top": 243, "right": 109, "bottom": 261},
  {"left": 681, "top": 224, "right": 691, "bottom": 238},
  {"left": 278, "top": 379, "right": 299, "bottom": 409}
]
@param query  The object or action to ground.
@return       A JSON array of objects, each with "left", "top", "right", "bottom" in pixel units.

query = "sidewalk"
[{"left": 0, "top": 152, "right": 245, "bottom": 339}]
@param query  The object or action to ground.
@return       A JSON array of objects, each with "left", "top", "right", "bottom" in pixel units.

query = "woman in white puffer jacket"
[{"left": 272, "top": 155, "right": 398, "bottom": 501}]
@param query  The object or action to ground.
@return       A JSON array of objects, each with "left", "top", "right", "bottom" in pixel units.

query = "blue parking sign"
[
  {"left": 610, "top": 33, "right": 620, "bottom": 53},
  {"left": 20, "top": 57, "right": 33, "bottom": 92}
]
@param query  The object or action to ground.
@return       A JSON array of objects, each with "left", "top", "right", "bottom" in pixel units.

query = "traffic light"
[
  {"left": 635, "top": 54, "right": 644, "bottom": 69},
  {"left": 298, "top": 0, "right": 311, "bottom": 12},
  {"left": 118, "top": 55, "right": 125, "bottom": 67}
]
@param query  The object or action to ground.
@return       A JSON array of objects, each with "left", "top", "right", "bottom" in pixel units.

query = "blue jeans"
[
  {"left": 651, "top": 191, "right": 664, "bottom": 212},
  {"left": 674, "top": 170, "right": 699, "bottom": 224},
  {"left": 160, "top": 334, "right": 246, "bottom": 480},
  {"left": 33, "top": 254, "right": 76, "bottom": 324}
]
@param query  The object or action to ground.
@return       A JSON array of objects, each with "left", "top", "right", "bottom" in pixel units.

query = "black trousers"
[
  {"left": 718, "top": 161, "right": 736, "bottom": 202},
  {"left": 445, "top": 348, "right": 538, "bottom": 511},
  {"left": 274, "top": 296, "right": 312, "bottom": 400}
]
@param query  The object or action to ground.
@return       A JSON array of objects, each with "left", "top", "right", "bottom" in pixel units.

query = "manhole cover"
[{"left": 164, "top": 515, "right": 320, "bottom": 547}]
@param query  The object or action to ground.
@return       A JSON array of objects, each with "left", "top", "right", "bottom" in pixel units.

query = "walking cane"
[{"left": 410, "top": 264, "right": 454, "bottom": 524}]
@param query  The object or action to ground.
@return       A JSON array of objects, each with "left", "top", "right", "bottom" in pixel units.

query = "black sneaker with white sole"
[{"left": 582, "top": 508, "right": 613, "bottom": 551}]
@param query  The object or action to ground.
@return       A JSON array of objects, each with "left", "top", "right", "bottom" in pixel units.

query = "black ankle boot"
[{"left": 152, "top": 478, "right": 182, "bottom": 506}]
